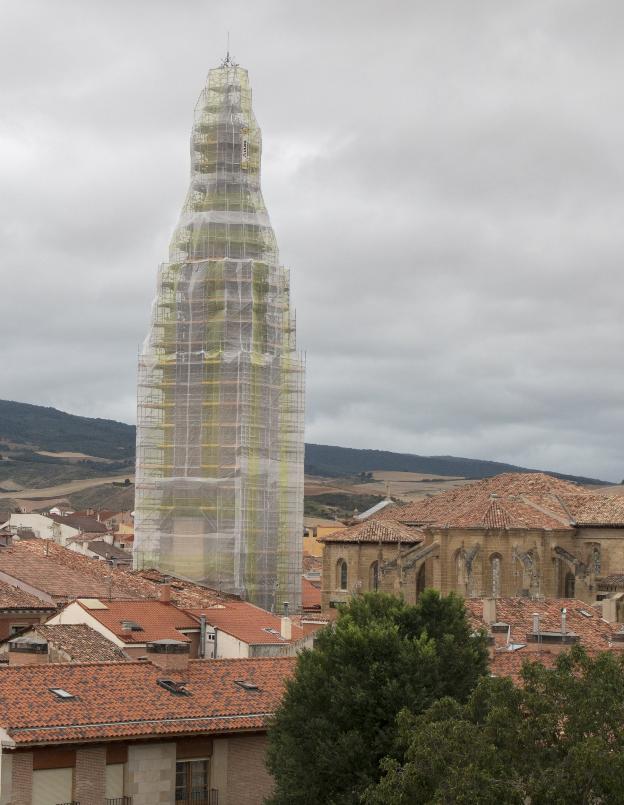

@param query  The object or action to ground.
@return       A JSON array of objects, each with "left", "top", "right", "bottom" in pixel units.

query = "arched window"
[
  {"left": 369, "top": 561, "right": 379, "bottom": 592},
  {"left": 490, "top": 554, "right": 502, "bottom": 598},
  {"left": 337, "top": 559, "right": 348, "bottom": 591},
  {"left": 590, "top": 545, "right": 601, "bottom": 575},
  {"left": 564, "top": 571, "right": 575, "bottom": 598},
  {"left": 416, "top": 563, "right": 426, "bottom": 599}
]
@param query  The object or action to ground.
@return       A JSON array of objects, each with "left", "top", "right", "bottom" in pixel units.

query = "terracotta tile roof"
[
  {"left": 302, "top": 578, "right": 321, "bottom": 611},
  {"left": 28, "top": 625, "right": 129, "bottom": 662},
  {"left": 0, "top": 541, "right": 229, "bottom": 607},
  {"left": 378, "top": 473, "right": 624, "bottom": 531},
  {"left": 0, "top": 580, "right": 55, "bottom": 610},
  {"left": 130, "top": 568, "right": 236, "bottom": 609},
  {"left": 598, "top": 573, "right": 624, "bottom": 588},
  {"left": 0, "top": 657, "right": 295, "bottom": 745},
  {"left": 489, "top": 649, "right": 559, "bottom": 683},
  {"left": 75, "top": 599, "right": 199, "bottom": 644},
  {"left": 187, "top": 601, "right": 306, "bottom": 645},
  {"left": 303, "top": 554, "right": 322, "bottom": 575},
  {"left": 0, "top": 542, "right": 143, "bottom": 601},
  {"left": 317, "top": 518, "right": 423, "bottom": 544},
  {"left": 49, "top": 514, "right": 108, "bottom": 533},
  {"left": 465, "top": 598, "right": 619, "bottom": 653},
  {"left": 86, "top": 541, "right": 132, "bottom": 562}
]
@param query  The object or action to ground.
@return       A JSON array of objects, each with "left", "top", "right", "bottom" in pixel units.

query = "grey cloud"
[{"left": 1, "top": 0, "right": 623, "bottom": 479}]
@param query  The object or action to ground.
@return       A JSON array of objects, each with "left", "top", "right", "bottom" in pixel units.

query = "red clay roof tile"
[
  {"left": 317, "top": 518, "right": 423, "bottom": 544},
  {"left": 187, "top": 601, "right": 305, "bottom": 645},
  {"left": 75, "top": 599, "right": 199, "bottom": 644},
  {"left": 379, "top": 473, "right": 624, "bottom": 530},
  {"left": 0, "top": 657, "right": 295, "bottom": 745}
]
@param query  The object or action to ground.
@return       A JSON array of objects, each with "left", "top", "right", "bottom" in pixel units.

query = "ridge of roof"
[
  {"left": 317, "top": 518, "right": 422, "bottom": 544},
  {"left": 379, "top": 472, "right": 624, "bottom": 530}
]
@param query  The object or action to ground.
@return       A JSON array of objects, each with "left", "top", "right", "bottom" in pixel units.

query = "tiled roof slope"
[
  {"left": 0, "top": 580, "right": 55, "bottom": 610},
  {"left": 490, "top": 649, "right": 558, "bottom": 683},
  {"left": 30, "top": 625, "right": 129, "bottom": 662},
  {"left": 0, "top": 657, "right": 295, "bottom": 745},
  {"left": 49, "top": 514, "right": 108, "bottom": 533},
  {"left": 187, "top": 601, "right": 306, "bottom": 645},
  {"left": 76, "top": 599, "right": 199, "bottom": 644},
  {"left": 86, "top": 541, "right": 132, "bottom": 561},
  {"left": 302, "top": 578, "right": 321, "bottom": 610},
  {"left": 0, "top": 541, "right": 230, "bottom": 607},
  {"left": 317, "top": 519, "right": 423, "bottom": 544},
  {"left": 465, "top": 598, "right": 620, "bottom": 653},
  {"left": 131, "top": 568, "right": 238, "bottom": 609},
  {"left": 379, "top": 473, "right": 624, "bottom": 530},
  {"left": 0, "top": 542, "right": 143, "bottom": 600}
]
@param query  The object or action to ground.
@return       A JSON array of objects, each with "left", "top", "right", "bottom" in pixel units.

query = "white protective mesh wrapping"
[{"left": 134, "top": 63, "right": 304, "bottom": 612}]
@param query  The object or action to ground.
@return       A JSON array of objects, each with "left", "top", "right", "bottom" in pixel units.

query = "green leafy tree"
[
  {"left": 364, "top": 646, "right": 624, "bottom": 805},
  {"left": 266, "top": 591, "right": 488, "bottom": 805}
]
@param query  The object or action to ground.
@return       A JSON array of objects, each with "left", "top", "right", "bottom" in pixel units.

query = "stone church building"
[{"left": 319, "top": 473, "right": 624, "bottom": 609}]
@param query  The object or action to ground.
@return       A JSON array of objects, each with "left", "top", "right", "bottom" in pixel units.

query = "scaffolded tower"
[{"left": 134, "top": 59, "right": 304, "bottom": 612}]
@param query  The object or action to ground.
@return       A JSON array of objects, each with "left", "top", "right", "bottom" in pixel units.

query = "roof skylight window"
[
  {"left": 120, "top": 620, "right": 144, "bottom": 632},
  {"left": 49, "top": 688, "right": 76, "bottom": 700},
  {"left": 157, "top": 679, "right": 191, "bottom": 696},
  {"left": 234, "top": 679, "right": 260, "bottom": 692}
]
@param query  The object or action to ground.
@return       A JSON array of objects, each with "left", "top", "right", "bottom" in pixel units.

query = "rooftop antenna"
[{"left": 221, "top": 32, "right": 237, "bottom": 67}]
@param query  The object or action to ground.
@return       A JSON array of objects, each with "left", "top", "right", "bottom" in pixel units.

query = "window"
[
  {"left": 337, "top": 559, "right": 348, "bottom": 591},
  {"left": 32, "top": 767, "right": 73, "bottom": 805},
  {"left": 176, "top": 759, "right": 209, "bottom": 804},
  {"left": 9, "top": 624, "right": 28, "bottom": 636},
  {"left": 490, "top": 555, "right": 502, "bottom": 598},
  {"left": 565, "top": 572, "right": 575, "bottom": 598},
  {"left": 234, "top": 679, "right": 259, "bottom": 692},
  {"left": 105, "top": 763, "right": 124, "bottom": 799},
  {"left": 369, "top": 561, "right": 379, "bottom": 592},
  {"left": 49, "top": 688, "right": 76, "bottom": 701},
  {"left": 416, "top": 563, "right": 426, "bottom": 599}
]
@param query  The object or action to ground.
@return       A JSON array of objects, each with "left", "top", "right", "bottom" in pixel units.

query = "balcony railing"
[
  {"left": 106, "top": 798, "right": 132, "bottom": 805},
  {"left": 175, "top": 791, "right": 219, "bottom": 805}
]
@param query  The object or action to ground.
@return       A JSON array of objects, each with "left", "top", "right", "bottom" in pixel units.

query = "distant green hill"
[
  {"left": 0, "top": 399, "right": 606, "bottom": 488},
  {"left": 304, "top": 444, "right": 604, "bottom": 486},
  {"left": 0, "top": 399, "right": 134, "bottom": 489},
  {"left": 0, "top": 399, "right": 134, "bottom": 459}
]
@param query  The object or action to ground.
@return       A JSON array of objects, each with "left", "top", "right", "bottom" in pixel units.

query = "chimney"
[
  {"left": 532, "top": 613, "right": 540, "bottom": 635},
  {"left": 283, "top": 601, "right": 289, "bottom": 617},
  {"left": 146, "top": 639, "right": 189, "bottom": 672},
  {"left": 199, "top": 614, "right": 207, "bottom": 658},
  {"left": 8, "top": 636, "right": 49, "bottom": 666},
  {"left": 561, "top": 607, "right": 567, "bottom": 635},
  {"left": 280, "top": 616, "right": 292, "bottom": 641},
  {"left": 482, "top": 598, "right": 496, "bottom": 625},
  {"left": 159, "top": 584, "right": 172, "bottom": 604}
]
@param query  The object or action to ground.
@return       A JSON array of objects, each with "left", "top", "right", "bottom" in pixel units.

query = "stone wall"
[{"left": 321, "top": 525, "right": 624, "bottom": 609}]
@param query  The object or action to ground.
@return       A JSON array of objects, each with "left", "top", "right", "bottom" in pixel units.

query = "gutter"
[{"left": 9, "top": 712, "right": 275, "bottom": 744}]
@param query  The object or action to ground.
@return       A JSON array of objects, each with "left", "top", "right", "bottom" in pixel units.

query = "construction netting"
[{"left": 134, "top": 63, "right": 305, "bottom": 612}]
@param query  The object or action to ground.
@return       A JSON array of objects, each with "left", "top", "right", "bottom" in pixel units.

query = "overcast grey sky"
[{"left": 1, "top": 0, "right": 623, "bottom": 480}]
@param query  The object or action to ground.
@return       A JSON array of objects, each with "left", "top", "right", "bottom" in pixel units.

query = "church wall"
[
  {"left": 321, "top": 541, "right": 404, "bottom": 610},
  {"left": 321, "top": 526, "right": 624, "bottom": 610}
]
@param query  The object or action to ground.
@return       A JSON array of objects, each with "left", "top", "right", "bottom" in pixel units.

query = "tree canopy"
[
  {"left": 363, "top": 646, "right": 624, "bottom": 805},
  {"left": 266, "top": 590, "right": 489, "bottom": 805}
]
